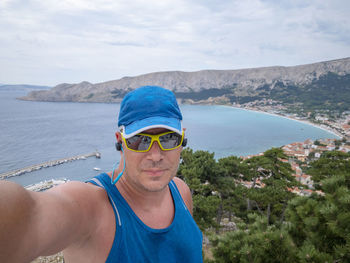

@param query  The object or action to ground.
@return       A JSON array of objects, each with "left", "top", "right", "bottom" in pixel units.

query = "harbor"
[{"left": 0, "top": 151, "right": 101, "bottom": 180}]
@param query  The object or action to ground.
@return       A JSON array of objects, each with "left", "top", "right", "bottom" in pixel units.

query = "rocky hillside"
[{"left": 20, "top": 57, "right": 350, "bottom": 104}]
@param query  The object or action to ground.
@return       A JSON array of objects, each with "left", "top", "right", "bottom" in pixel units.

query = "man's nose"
[{"left": 147, "top": 141, "right": 163, "bottom": 161}]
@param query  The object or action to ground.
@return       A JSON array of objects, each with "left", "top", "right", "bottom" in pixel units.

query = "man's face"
[{"left": 119, "top": 128, "right": 182, "bottom": 193}]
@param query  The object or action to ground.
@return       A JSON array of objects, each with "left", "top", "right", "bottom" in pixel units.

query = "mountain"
[{"left": 20, "top": 58, "right": 350, "bottom": 107}]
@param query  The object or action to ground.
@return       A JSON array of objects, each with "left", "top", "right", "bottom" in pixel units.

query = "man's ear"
[
  {"left": 115, "top": 132, "right": 123, "bottom": 151},
  {"left": 115, "top": 132, "right": 122, "bottom": 141}
]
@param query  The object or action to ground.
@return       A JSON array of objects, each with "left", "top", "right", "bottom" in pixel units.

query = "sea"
[{"left": 0, "top": 88, "right": 339, "bottom": 186}]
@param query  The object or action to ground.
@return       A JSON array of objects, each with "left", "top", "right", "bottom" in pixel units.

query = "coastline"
[{"left": 228, "top": 105, "right": 343, "bottom": 139}]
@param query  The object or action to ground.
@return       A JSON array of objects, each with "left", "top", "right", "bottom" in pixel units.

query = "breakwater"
[{"left": 0, "top": 151, "right": 101, "bottom": 180}]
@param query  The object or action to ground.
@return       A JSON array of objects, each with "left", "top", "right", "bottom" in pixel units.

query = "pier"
[{"left": 0, "top": 151, "right": 101, "bottom": 180}]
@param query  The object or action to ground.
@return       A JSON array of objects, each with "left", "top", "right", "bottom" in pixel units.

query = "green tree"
[
  {"left": 213, "top": 156, "right": 244, "bottom": 229},
  {"left": 307, "top": 150, "right": 350, "bottom": 187},
  {"left": 242, "top": 148, "right": 298, "bottom": 224},
  {"left": 178, "top": 148, "right": 221, "bottom": 231},
  {"left": 179, "top": 149, "right": 248, "bottom": 232},
  {"left": 193, "top": 194, "right": 221, "bottom": 231},
  {"left": 286, "top": 152, "right": 350, "bottom": 262},
  {"left": 314, "top": 140, "right": 321, "bottom": 146},
  {"left": 178, "top": 148, "right": 217, "bottom": 186},
  {"left": 210, "top": 214, "right": 298, "bottom": 263},
  {"left": 203, "top": 149, "right": 350, "bottom": 263}
]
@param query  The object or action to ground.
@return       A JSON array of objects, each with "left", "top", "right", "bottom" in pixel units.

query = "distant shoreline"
[{"left": 228, "top": 105, "right": 342, "bottom": 139}]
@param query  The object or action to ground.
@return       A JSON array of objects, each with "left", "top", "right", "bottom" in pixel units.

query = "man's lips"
[{"left": 143, "top": 169, "right": 166, "bottom": 176}]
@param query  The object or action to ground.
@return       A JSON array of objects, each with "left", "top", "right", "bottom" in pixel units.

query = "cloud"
[{"left": 0, "top": 0, "right": 349, "bottom": 85}]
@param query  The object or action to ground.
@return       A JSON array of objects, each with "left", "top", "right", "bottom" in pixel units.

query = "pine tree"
[
  {"left": 242, "top": 148, "right": 298, "bottom": 224},
  {"left": 178, "top": 148, "right": 221, "bottom": 231},
  {"left": 286, "top": 151, "right": 350, "bottom": 262},
  {"left": 210, "top": 214, "right": 298, "bottom": 263}
]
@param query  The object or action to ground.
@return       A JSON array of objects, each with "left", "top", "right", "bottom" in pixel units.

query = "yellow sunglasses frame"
[{"left": 121, "top": 131, "right": 184, "bottom": 152}]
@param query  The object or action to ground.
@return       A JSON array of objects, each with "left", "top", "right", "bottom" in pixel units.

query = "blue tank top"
[{"left": 87, "top": 173, "right": 203, "bottom": 263}]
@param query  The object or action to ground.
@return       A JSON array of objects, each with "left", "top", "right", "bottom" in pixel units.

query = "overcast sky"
[{"left": 1, "top": 0, "right": 349, "bottom": 86}]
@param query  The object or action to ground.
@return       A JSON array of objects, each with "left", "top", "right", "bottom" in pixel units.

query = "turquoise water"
[
  {"left": 182, "top": 104, "right": 338, "bottom": 157},
  {"left": 0, "top": 89, "right": 338, "bottom": 186}
]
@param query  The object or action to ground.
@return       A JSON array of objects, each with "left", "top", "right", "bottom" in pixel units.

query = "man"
[{"left": 0, "top": 86, "right": 203, "bottom": 263}]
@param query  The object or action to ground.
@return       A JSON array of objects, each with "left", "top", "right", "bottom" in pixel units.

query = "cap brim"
[{"left": 121, "top": 116, "right": 182, "bottom": 138}]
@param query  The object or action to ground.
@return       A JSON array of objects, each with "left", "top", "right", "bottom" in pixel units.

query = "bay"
[{"left": 0, "top": 89, "right": 338, "bottom": 186}]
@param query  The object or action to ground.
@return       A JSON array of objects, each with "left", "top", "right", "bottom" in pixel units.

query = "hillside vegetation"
[{"left": 178, "top": 147, "right": 350, "bottom": 263}]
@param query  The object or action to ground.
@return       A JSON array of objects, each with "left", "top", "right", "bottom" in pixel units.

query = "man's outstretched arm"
[{"left": 0, "top": 180, "right": 98, "bottom": 263}]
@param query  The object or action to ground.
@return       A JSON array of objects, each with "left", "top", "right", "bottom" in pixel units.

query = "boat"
[{"left": 93, "top": 167, "right": 101, "bottom": 171}]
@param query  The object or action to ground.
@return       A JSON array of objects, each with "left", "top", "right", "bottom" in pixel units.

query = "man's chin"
[{"left": 141, "top": 176, "right": 173, "bottom": 192}]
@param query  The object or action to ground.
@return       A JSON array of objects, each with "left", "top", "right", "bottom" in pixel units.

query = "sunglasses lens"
[
  {"left": 126, "top": 135, "right": 152, "bottom": 151},
  {"left": 125, "top": 132, "right": 183, "bottom": 152},
  {"left": 159, "top": 133, "right": 182, "bottom": 149}
]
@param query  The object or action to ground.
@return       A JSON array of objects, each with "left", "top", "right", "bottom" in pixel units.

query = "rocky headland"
[{"left": 20, "top": 57, "right": 350, "bottom": 104}]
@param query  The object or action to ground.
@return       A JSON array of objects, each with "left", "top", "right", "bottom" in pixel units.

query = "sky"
[{"left": 0, "top": 0, "right": 349, "bottom": 86}]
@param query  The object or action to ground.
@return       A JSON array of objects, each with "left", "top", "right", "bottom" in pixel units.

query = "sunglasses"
[{"left": 122, "top": 131, "right": 184, "bottom": 152}]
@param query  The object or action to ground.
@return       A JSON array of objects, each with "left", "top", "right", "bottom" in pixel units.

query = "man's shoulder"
[
  {"left": 50, "top": 180, "right": 114, "bottom": 236},
  {"left": 172, "top": 177, "right": 193, "bottom": 214},
  {"left": 172, "top": 177, "right": 190, "bottom": 193},
  {"left": 47, "top": 180, "right": 110, "bottom": 209}
]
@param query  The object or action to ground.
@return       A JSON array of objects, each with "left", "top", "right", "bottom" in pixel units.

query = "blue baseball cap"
[{"left": 118, "top": 86, "right": 183, "bottom": 138}]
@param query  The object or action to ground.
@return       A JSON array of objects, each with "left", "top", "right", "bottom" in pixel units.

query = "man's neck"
[{"left": 115, "top": 175, "right": 171, "bottom": 210}]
